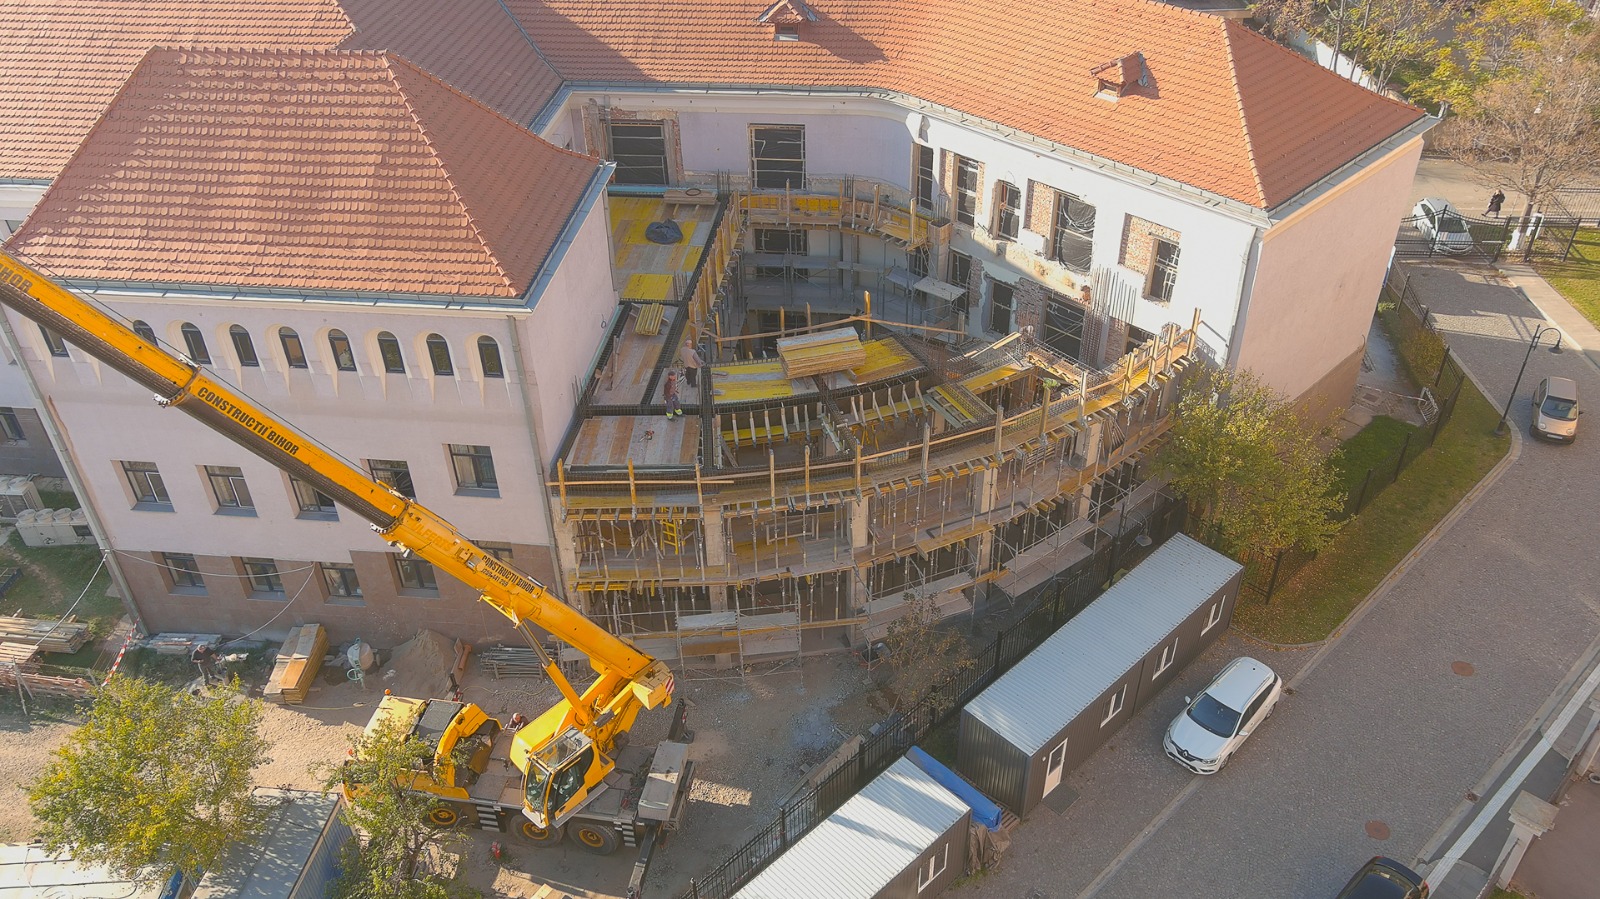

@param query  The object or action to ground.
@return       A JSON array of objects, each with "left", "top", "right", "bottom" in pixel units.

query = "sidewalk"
[{"left": 1497, "top": 262, "right": 1600, "bottom": 377}]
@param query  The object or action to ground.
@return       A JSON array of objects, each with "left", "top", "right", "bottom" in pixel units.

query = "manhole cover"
[
  {"left": 1366, "top": 820, "right": 1391, "bottom": 840},
  {"left": 1452, "top": 661, "right": 1475, "bottom": 676}
]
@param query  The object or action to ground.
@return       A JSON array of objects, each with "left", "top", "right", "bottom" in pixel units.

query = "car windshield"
[
  {"left": 1439, "top": 213, "right": 1468, "bottom": 234},
  {"left": 1187, "top": 693, "right": 1242, "bottom": 737},
  {"left": 1541, "top": 396, "right": 1577, "bottom": 421}
]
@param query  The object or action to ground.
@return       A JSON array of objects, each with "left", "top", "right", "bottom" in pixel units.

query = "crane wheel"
[
  {"left": 569, "top": 822, "right": 620, "bottom": 855},
  {"left": 514, "top": 819, "right": 564, "bottom": 848},
  {"left": 426, "top": 805, "right": 461, "bottom": 828}
]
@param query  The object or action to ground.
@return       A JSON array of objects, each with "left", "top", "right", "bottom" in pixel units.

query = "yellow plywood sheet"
[
  {"left": 850, "top": 337, "right": 921, "bottom": 382},
  {"left": 960, "top": 362, "right": 1029, "bottom": 395},
  {"left": 710, "top": 361, "right": 812, "bottom": 404},
  {"left": 623, "top": 274, "right": 674, "bottom": 302}
]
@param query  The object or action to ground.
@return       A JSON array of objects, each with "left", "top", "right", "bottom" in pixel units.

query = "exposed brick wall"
[
  {"left": 1025, "top": 180, "right": 1056, "bottom": 234},
  {"left": 583, "top": 102, "right": 683, "bottom": 184},
  {"left": 1118, "top": 215, "right": 1181, "bottom": 292},
  {"left": 1013, "top": 278, "right": 1048, "bottom": 334},
  {"left": 943, "top": 151, "right": 984, "bottom": 227}
]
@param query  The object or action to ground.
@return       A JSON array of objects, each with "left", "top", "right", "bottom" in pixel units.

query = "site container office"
[
  {"left": 193, "top": 788, "right": 350, "bottom": 899},
  {"left": 957, "top": 533, "right": 1244, "bottom": 815},
  {"left": 734, "top": 755, "right": 971, "bottom": 899}
]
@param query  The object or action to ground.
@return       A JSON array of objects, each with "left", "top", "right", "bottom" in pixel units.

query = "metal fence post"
[
  {"left": 1264, "top": 551, "right": 1284, "bottom": 603},
  {"left": 779, "top": 804, "right": 789, "bottom": 848},
  {"left": 1393, "top": 433, "right": 1413, "bottom": 484},
  {"left": 1353, "top": 469, "right": 1373, "bottom": 517},
  {"left": 1434, "top": 348, "right": 1450, "bottom": 388}
]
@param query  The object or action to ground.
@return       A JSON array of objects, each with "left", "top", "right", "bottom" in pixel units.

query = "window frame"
[
  {"left": 1101, "top": 683, "right": 1127, "bottom": 725},
  {"left": 477, "top": 336, "right": 504, "bottom": 379},
  {"left": 205, "top": 464, "right": 254, "bottom": 513},
  {"left": 753, "top": 228, "right": 807, "bottom": 281},
  {"left": 0, "top": 407, "right": 24, "bottom": 442},
  {"left": 368, "top": 459, "right": 414, "bottom": 498},
  {"left": 1148, "top": 237, "right": 1181, "bottom": 302},
  {"left": 241, "top": 557, "right": 284, "bottom": 596},
  {"left": 993, "top": 181, "right": 1022, "bottom": 240},
  {"left": 1154, "top": 639, "right": 1177, "bottom": 677},
  {"left": 988, "top": 281, "right": 1015, "bottom": 335},
  {"left": 162, "top": 552, "right": 205, "bottom": 591},
  {"left": 1051, "top": 191, "right": 1096, "bottom": 273},
  {"left": 448, "top": 444, "right": 498, "bottom": 494},
  {"left": 278, "top": 327, "right": 308, "bottom": 369},
  {"left": 377, "top": 332, "right": 406, "bottom": 374},
  {"left": 131, "top": 320, "right": 158, "bottom": 344},
  {"left": 290, "top": 475, "right": 338, "bottom": 520},
  {"left": 1203, "top": 600, "right": 1223, "bottom": 633},
  {"left": 121, "top": 460, "right": 171, "bottom": 508},
  {"left": 228, "top": 325, "right": 260, "bottom": 367},
  {"left": 914, "top": 144, "right": 936, "bottom": 211},
  {"left": 321, "top": 562, "right": 363, "bottom": 602},
  {"left": 39, "top": 325, "right": 68, "bottom": 358},
  {"left": 394, "top": 555, "right": 439, "bottom": 593},
  {"left": 328, "top": 329, "right": 357, "bottom": 372},
  {"left": 607, "top": 121, "right": 670, "bottom": 186},
  {"left": 948, "top": 251, "right": 973, "bottom": 314},
  {"left": 953, "top": 155, "right": 980, "bottom": 227},
  {"left": 749, "top": 124, "right": 805, "bottom": 190},
  {"left": 180, "top": 323, "right": 211, "bottom": 365},
  {"left": 917, "top": 843, "right": 949, "bottom": 892},
  {"left": 425, "top": 334, "right": 454, "bottom": 376}
]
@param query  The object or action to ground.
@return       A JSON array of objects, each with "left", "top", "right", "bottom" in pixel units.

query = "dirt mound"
[{"left": 380, "top": 629, "right": 457, "bottom": 699}]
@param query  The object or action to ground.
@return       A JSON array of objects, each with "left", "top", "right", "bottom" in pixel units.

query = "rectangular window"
[
  {"left": 993, "top": 181, "right": 1022, "bottom": 240},
  {"left": 395, "top": 555, "right": 438, "bottom": 592},
  {"left": 953, "top": 155, "right": 980, "bottom": 226},
  {"left": 1124, "top": 324, "right": 1154, "bottom": 357},
  {"left": 39, "top": 326, "right": 68, "bottom": 357},
  {"left": 1043, "top": 297, "right": 1086, "bottom": 361},
  {"left": 1155, "top": 640, "right": 1177, "bottom": 677},
  {"left": 750, "top": 125, "right": 804, "bottom": 190},
  {"left": 1101, "top": 684, "right": 1127, "bottom": 725},
  {"left": 1052, "top": 191, "right": 1096, "bottom": 273},
  {"left": 917, "top": 843, "right": 949, "bottom": 891},
  {"left": 1148, "top": 238, "right": 1180, "bottom": 302},
  {"left": 368, "top": 459, "right": 414, "bottom": 498},
  {"left": 122, "top": 460, "right": 170, "bottom": 506},
  {"left": 478, "top": 542, "right": 515, "bottom": 563},
  {"left": 1203, "top": 600, "right": 1223, "bottom": 633},
  {"left": 290, "top": 476, "right": 337, "bottom": 518},
  {"left": 948, "top": 251, "right": 972, "bottom": 313},
  {"left": 163, "top": 553, "right": 204, "bottom": 590},
  {"left": 322, "top": 562, "right": 362, "bottom": 600},
  {"left": 241, "top": 557, "right": 283, "bottom": 594},
  {"left": 205, "top": 465, "right": 253, "bottom": 512},
  {"left": 0, "top": 407, "right": 24, "bottom": 442},
  {"left": 449, "top": 444, "right": 498, "bottom": 493},
  {"left": 753, "top": 228, "right": 807, "bottom": 281},
  {"left": 608, "top": 122, "right": 669, "bottom": 186},
  {"left": 914, "top": 144, "right": 935, "bottom": 210},
  {"left": 988, "top": 281, "right": 1014, "bottom": 334}
]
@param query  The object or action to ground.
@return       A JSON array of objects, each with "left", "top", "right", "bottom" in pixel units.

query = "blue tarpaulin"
[{"left": 906, "top": 746, "right": 1002, "bottom": 831}]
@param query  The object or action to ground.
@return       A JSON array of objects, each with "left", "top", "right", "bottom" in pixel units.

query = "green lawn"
[
  {"left": 1331, "top": 415, "right": 1419, "bottom": 506},
  {"left": 1233, "top": 374, "right": 1509, "bottom": 644},
  {"left": 1534, "top": 227, "right": 1600, "bottom": 331},
  {"left": 0, "top": 529, "right": 120, "bottom": 668}
]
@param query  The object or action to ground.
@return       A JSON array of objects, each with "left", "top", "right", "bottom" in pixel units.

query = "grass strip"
[{"left": 1533, "top": 227, "right": 1600, "bottom": 331}]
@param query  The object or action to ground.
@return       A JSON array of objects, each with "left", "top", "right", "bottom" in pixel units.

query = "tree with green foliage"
[
  {"left": 1414, "top": 0, "right": 1592, "bottom": 110},
  {"left": 1154, "top": 368, "right": 1343, "bottom": 557},
  {"left": 27, "top": 675, "right": 270, "bottom": 886},
  {"left": 884, "top": 594, "right": 974, "bottom": 715},
  {"left": 321, "top": 719, "right": 476, "bottom": 899},
  {"left": 1251, "top": 0, "right": 1461, "bottom": 97}
]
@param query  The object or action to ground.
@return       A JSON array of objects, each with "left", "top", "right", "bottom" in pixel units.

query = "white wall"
[{"left": 0, "top": 183, "right": 45, "bottom": 236}]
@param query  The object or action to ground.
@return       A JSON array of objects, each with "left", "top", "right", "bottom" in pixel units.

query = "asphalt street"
[{"left": 954, "top": 263, "right": 1600, "bottom": 898}]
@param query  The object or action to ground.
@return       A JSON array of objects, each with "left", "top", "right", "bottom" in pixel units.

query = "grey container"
[
  {"left": 958, "top": 533, "right": 1243, "bottom": 814},
  {"left": 193, "top": 788, "right": 351, "bottom": 899}
]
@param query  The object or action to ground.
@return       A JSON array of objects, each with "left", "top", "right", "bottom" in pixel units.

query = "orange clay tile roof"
[
  {"left": 6, "top": 49, "right": 601, "bottom": 298},
  {"left": 504, "top": 0, "right": 1426, "bottom": 209},
  {"left": 0, "top": 0, "right": 562, "bottom": 183}
]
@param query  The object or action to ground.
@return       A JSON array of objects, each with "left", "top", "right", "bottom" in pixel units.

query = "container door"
[{"left": 1043, "top": 738, "right": 1068, "bottom": 795}]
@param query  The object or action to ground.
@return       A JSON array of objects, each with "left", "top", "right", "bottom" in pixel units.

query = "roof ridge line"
[
  {"left": 381, "top": 54, "right": 518, "bottom": 296},
  {"left": 1220, "top": 23, "right": 1269, "bottom": 209},
  {"left": 1222, "top": 13, "right": 1424, "bottom": 117},
  {"left": 490, "top": 0, "right": 567, "bottom": 84}
]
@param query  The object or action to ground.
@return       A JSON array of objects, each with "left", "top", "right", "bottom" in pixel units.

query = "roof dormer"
[
  {"left": 1091, "top": 52, "right": 1149, "bottom": 100},
  {"left": 757, "top": 0, "right": 818, "bottom": 41}
]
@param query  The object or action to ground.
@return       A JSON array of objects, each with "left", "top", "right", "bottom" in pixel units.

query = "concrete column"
[
  {"left": 1494, "top": 791, "right": 1559, "bottom": 890},
  {"left": 847, "top": 497, "right": 871, "bottom": 644},
  {"left": 701, "top": 507, "right": 727, "bottom": 569},
  {"left": 1074, "top": 415, "right": 1104, "bottom": 520},
  {"left": 970, "top": 466, "right": 1000, "bottom": 610}
]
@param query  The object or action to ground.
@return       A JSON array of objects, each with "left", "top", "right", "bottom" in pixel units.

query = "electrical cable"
[{"left": 113, "top": 549, "right": 318, "bottom": 578}]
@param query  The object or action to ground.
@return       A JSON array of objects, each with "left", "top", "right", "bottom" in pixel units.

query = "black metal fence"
[
  {"left": 1393, "top": 212, "right": 1584, "bottom": 263},
  {"left": 676, "top": 497, "right": 1186, "bottom": 899},
  {"left": 1549, "top": 188, "right": 1600, "bottom": 226}
]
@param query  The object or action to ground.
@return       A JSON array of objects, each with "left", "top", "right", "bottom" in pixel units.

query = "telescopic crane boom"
[{"left": 0, "top": 250, "right": 674, "bottom": 829}]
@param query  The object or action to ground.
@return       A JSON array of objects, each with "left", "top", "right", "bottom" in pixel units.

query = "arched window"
[
  {"left": 131, "top": 320, "right": 157, "bottom": 344},
  {"left": 179, "top": 323, "right": 210, "bottom": 364},
  {"left": 229, "top": 325, "right": 259, "bottom": 367},
  {"left": 328, "top": 329, "right": 356, "bottom": 372},
  {"left": 376, "top": 332, "right": 405, "bottom": 374},
  {"left": 278, "top": 327, "right": 307, "bottom": 369},
  {"left": 425, "top": 334, "right": 453, "bottom": 376},
  {"left": 477, "top": 336, "right": 505, "bottom": 379}
]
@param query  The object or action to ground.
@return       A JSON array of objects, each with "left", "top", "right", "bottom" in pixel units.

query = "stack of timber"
[
  {"left": 777, "top": 328, "right": 866, "bottom": 378},
  {"left": 0, "top": 667, "right": 96, "bottom": 699},
  {"left": 264, "top": 624, "right": 327, "bottom": 704},
  {"left": 145, "top": 633, "right": 223, "bottom": 655},
  {"left": 479, "top": 646, "right": 545, "bottom": 679},
  {"left": 0, "top": 640, "right": 40, "bottom": 670},
  {"left": 0, "top": 615, "right": 90, "bottom": 653}
]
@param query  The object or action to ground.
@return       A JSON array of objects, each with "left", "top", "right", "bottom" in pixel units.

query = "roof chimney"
[{"left": 1091, "top": 52, "right": 1148, "bottom": 99}]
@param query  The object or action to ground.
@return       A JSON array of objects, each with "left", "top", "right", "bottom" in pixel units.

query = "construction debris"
[
  {"left": 0, "top": 615, "right": 90, "bottom": 653},
  {"left": 381, "top": 629, "right": 461, "bottom": 699},
  {"left": 264, "top": 624, "right": 327, "bottom": 704},
  {"left": 777, "top": 328, "right": 866, "bottom": 378},
  {"left": 144, "top": 632, "right": 223, "bottom": 655}
]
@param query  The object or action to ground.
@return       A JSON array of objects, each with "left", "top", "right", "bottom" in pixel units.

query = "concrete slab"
[{"left": 1512, "top": 775, "right": 1600, "bottom": 899}]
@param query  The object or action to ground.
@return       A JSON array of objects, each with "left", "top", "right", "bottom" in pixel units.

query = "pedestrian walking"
[
  {"left": 680, "top": 338, "right": 704, "bottom": 388},
  {"left": 1485, "top": 190, "right": 1505, "bottom": 217},
  {"left": 663, "top": 370, "right": 683, "bottom": 419}
]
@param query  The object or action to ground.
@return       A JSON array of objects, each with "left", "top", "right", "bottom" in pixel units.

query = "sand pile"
[{"left": 381, "top": 629, "right": 458, "bottom": 699}]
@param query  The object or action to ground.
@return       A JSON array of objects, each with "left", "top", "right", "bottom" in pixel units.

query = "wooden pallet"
[
  {"left": 264, "top": 624, "right": 327, "bottom": 704},
  {"left": 0, "top": 615, "right": 90, "bottom": 653},
  {"left": 634, "top": 303, "right": 666, "bottom": 336},
  {"left": 777, "top": 328, "right": 866, "bottom": 378}
]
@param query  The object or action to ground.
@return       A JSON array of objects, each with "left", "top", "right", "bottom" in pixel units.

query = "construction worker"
[
  {"left": 191, "top": 643, "right": 220, "bottom": 684},
  {"left": 663, "top": 370, "right": 683, "bottom": 419},
  {"left": 680, "top": 338, "right": 704, "bottom": 388}
]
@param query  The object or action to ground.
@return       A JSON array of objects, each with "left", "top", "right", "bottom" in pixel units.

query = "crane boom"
[{"left": 0, "top": 249, "right": 672, "bottom": 735}]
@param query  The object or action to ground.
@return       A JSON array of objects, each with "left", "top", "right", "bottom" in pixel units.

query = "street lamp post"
[{"left": 1495, "top": 325, "right": 1563, "bottom": 435}]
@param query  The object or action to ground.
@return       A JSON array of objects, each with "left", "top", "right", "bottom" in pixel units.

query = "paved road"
[{"left": 955, "top": 263, "right": 1600, "bottom": 898}]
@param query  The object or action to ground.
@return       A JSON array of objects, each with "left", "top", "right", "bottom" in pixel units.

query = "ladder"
[{"left": 660, "top": 520, "right": 683, "bottom": 553}]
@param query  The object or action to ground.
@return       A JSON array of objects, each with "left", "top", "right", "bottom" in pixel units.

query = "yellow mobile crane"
[{"left": 0, "top": 251, "right": 688, "bottom": 855}]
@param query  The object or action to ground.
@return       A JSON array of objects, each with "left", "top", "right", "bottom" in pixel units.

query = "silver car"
[
  {"left": 1531, "top": 376, "right": 1579, "bottom": 443},
  {"left": 1163, "top": 657, "right": 1282, "bottom": 774},
  {"left": 1412, "top": 197, "right": 1474, "bottom": 255}
]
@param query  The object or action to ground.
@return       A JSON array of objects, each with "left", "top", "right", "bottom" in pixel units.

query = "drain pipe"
[{"left": 0, "top": 311, "right": 146, "bottom": 634}]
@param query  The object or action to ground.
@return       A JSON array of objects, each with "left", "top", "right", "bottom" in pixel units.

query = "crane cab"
[{"left": 521, "top": 726, "right": 611, "bottom": 829}]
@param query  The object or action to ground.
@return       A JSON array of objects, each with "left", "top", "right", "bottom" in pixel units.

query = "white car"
[
  {"left": 1412, "top": 197, "right": 1474, "bottom": 254},
  {"left": 1162, "top": 657, "right": 1282, "bottom": 774}
]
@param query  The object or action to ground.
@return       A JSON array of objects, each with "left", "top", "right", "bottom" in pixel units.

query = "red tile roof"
[
  {"left": 6, "top": 49, "right": 601, "bottom": 297},
  {"left": 0, "top": 0, "right": 562, "bottom": 183},
  {"left": 504, "top": 0, "right": 1425, "bottom": 208}
]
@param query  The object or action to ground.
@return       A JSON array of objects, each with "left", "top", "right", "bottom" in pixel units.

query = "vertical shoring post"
[{"left": 804, "top": 443, "right": 811, "bottom": 508}]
